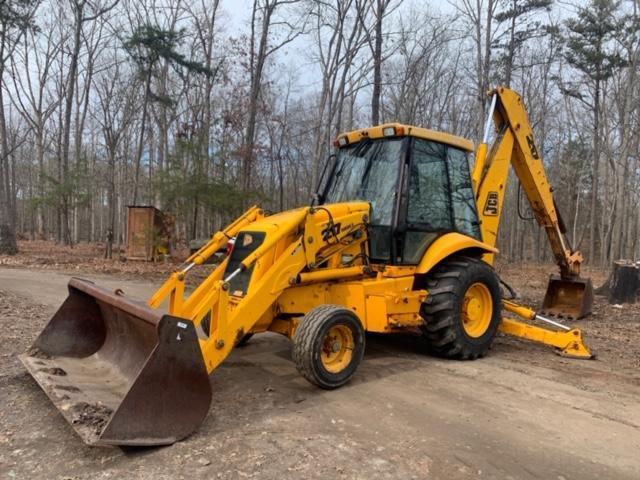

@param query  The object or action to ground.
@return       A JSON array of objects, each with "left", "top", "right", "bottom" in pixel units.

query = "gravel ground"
[{"left": 0, "top": 259, "right": 639, "bottom": 480}]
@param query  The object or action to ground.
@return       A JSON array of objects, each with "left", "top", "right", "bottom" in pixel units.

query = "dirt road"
[{"left": 1, "top": 267, "right": 639, "bottom": 479}]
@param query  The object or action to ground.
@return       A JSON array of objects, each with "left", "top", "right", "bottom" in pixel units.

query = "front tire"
[
  {"left": 420, "top": 256, "right": 501, "bottom": 360},
  {"left": 293, "top": 305, "right": 365, "bottom": 389}
]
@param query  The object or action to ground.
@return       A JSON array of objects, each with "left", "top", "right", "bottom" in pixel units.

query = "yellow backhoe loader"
[{"left": 21, "top": 87, "right": 594, "bottom": 447}]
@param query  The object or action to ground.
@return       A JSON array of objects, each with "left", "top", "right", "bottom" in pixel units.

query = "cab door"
[{"left": 396, "top": 137, "right": 481, "bottom": 265}]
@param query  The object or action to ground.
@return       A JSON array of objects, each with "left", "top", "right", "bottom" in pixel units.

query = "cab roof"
[{"left": 336, "top": 123, "right": 474, "bottom": 152}]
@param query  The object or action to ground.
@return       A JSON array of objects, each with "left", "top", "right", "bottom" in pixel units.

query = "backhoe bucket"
[
  {"left": 541, "top": 274, "right": 593, "bottom": 320},
  {"left": 19, "top": 278, "right": 212, "bottom": 446}
]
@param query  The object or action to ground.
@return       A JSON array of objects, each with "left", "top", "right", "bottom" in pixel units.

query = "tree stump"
[{"left": 600, "top": 260, "right": 640, "bottom": 304}]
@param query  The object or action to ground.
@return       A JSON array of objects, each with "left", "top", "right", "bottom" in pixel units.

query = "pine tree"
[
  {"left": 562, "top": 0, "right": 627, "bottom": 264},
  {"left": 124, "top": 25, "right": 212, "bottom": 205},
  {"left": 493, "top": 0, "right": 553, "bottom": 86}
]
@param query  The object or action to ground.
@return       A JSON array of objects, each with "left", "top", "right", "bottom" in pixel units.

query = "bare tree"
[
  {"left": 95, "top": 53, "right": 135, "bottom": 258},
  {"left": 454, "top": 0, "right": 499, "bottom": 139},
  {"left": 0, "top": 0, "right": 40, "bottom": 254},
  {"left": 357, "top": 0, "right": 401, "bottom": 125},
  {"left": 9, "top": 17, "right": 62, "bottom": 238},
  {"left": 242, "top": 0, "right": 306, "bottom": 195},
  {"left": 309, "top": 0, "right": 369, "bottom": 187},
  {"left": 2, "top": 0, "right": 640, "bottom": 272},
  {"left": 58, "top": 0, "right": 119, "bottom": 246}
]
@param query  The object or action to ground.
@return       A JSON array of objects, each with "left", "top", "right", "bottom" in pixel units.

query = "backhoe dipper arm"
[{"left": 472, "top": 87, "right": 582, "bottom": 279}]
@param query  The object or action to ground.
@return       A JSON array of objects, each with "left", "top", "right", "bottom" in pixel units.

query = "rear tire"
[
  {"left": 293, "top": 305, "right": 365, "bottom": 389},
  {"left": 420, "top": 256, "right": 501, "bottom": 360}
]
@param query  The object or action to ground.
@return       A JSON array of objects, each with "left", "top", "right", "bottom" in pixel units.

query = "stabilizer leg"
[{"left": 499, "top": 300, "right": 594, "bottom": 359}]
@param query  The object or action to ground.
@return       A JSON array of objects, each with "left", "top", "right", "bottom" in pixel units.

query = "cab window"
[{"left": 401, "top": 138, "right": 480, "bottom": 264}]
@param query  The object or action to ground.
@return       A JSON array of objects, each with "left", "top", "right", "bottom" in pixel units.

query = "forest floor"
[
  {"left": 0, "top": 240, "right": 182, "bottom": 280},
  {"left": 1, "top": 241, "right": 639, "bottom": 479}
]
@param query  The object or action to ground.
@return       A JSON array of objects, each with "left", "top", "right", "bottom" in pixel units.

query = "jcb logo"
[{"left": 483, "top": 192, "right": 499, "bottom": 216}]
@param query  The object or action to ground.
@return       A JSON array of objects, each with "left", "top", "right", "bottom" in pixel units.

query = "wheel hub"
[
  {"left": 321, "top": 325, "right": 354, "bottom": 373},
  {"left": 462, "top": 282, "right": 493, "bottom": 338}
]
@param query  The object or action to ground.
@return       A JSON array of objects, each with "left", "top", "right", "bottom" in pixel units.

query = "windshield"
[{"left": 324, "top": 138, "right": 404, "bottom": 226}]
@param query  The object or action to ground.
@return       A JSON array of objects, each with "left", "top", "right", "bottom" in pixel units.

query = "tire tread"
[
  {"left": 420, "top": 256, "right": 501, "bottom": 360},
  {"left": 293, "top": 305, "right": 364, "bottom": 389}
]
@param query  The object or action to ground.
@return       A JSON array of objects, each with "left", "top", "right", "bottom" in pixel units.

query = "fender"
[{"left": 415, "top": 232, "right": 498, "bottom": 275}]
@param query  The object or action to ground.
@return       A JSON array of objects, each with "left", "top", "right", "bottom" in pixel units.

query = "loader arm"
[
  {"left": 149, "top": 203, "right": 371, "bottom": 374},
  {"left": 20, "top": 203, "right": 370, "bottom": 446},
  {"left": 472, "top": 87, "right": 593, "bottom": 319}
]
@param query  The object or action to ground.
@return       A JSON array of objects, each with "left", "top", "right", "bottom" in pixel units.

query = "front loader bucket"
[
  {"left": 541, "top": 274, "right": 593, "bottom": 320},
  {"left": 19, "top": 278, "right": 212, "bottom": 446}
]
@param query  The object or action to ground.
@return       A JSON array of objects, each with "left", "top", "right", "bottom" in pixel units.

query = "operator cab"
[{"left": 319, "top": 123, "right": 481, "bottom": 265}]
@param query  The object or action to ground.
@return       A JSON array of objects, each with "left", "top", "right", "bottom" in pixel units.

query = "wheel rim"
[
  {"left": 462, "top": 282, "right": 493, "bottom": 338},
  {"left": 321, "top": 324, "right": 355, "bottom": 373}
]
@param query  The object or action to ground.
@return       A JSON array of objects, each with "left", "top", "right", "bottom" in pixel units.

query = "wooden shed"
[{"left": 126, "top": 206, "right": 172, "bottom": 261}]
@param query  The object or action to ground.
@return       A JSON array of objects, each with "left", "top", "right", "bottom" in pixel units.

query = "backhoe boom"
[{"left": 472, "top": 87, "right": 593, "bottom": 319}]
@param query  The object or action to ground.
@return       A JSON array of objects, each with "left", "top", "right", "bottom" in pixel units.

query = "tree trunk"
[
  {"left": 35, "top": 126, "right": 46, "bottom": 238},
  {"left": 0, "top": 62, "right": 17, "bottom": 254},
  {"left": 132, "top": 71, "right": 152, "bottom": 206},
  {"left": 242, "top": 3, "right": 272, "bottom": 194},
  {"left": 370, "top": 0, "right": 384, "bottom": 125},
  {"left": 59, "top": 3, "right": 85, "bottom": 246},
  {"left": 588, "top": 77, "right": 601, "bottom": 265}
]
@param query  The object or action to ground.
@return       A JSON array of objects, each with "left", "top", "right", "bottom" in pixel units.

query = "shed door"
[{"left": 128, "top": 209, "right": 154, "bottom": 259}]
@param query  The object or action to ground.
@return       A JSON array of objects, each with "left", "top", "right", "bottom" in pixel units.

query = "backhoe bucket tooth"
[
  {"left": 19, "top": 278, "right": 212, "bottom": 447},
  {"left": 541, "top": 274, "right": 593, "bottom": 320}
]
